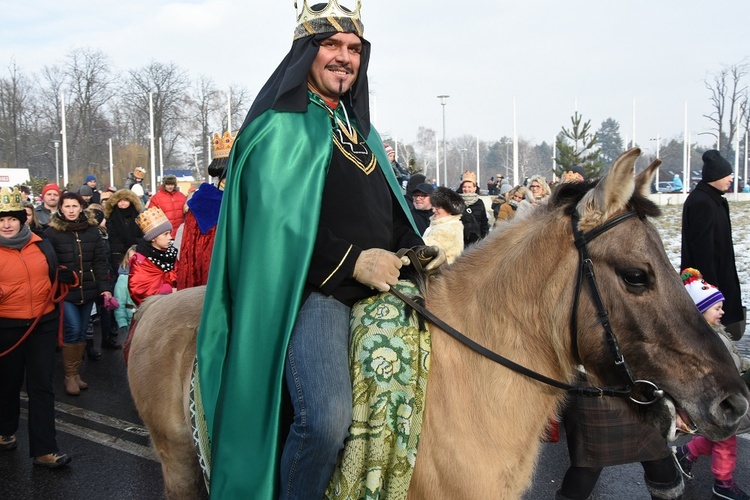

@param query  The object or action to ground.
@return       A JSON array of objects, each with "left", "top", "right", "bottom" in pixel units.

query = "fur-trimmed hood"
[
  {"left": 47, "top": 211, "right": 99, "bottom": 232},
  {"left": 105, "top": 189, "right": 144, "bottom": 217}
]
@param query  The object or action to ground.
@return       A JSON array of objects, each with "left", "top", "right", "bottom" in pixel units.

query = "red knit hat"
[{"left": 41, "top": 183, "right": 61, "bottom": 196}]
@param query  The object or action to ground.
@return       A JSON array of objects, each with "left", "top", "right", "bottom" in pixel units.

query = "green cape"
[{"left": 196, "top": 98, "right": 416, "bottom": 498}]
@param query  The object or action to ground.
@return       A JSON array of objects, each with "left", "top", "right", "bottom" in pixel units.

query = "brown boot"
[
  {"left": 74, "top": 342, "right": 88, "bottom": 390},
  {"left": 61, "top": 344, "right": 80, "bottom": 396}
]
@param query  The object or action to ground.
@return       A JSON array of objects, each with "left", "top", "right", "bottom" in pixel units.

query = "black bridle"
[{"left": 391, "top": 211, "right": 664, "bottom": 404}]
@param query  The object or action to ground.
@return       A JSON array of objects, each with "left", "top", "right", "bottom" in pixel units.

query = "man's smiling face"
[{"left": 307, "top": 32, "right": 361, "bottom": 104}]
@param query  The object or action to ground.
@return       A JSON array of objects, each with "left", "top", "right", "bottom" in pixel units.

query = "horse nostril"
[{"left": 718, "top": 393, "right": 749, "bottom": 425}]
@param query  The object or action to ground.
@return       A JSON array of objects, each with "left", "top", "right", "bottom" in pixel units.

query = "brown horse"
[{"left": 127, "top": 148, "right": 749, "bottom": 499}]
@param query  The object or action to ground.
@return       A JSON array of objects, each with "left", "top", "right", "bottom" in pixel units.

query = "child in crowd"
[
  {"left": 128, "top": 208, "right": 177, "bottom": 306},
  {"left": 673, "top": 268, "right": 750, "bottom": 500},
  {"left": 422, "top": 187, "right": 465, "bottom": 265},
  {"left": 113, "top": 245, "right": 137, "bottom": 335}
]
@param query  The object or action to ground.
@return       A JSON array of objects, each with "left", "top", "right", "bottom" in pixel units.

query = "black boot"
[
  {"left": 100, "top": 310, "right": 120, "bottom": 349},
  {"left": 86, "top": 338, "right": 102, "bottom": 360},
  {"left": 101, "top": 335, "right": 121, "bottom": 349}
]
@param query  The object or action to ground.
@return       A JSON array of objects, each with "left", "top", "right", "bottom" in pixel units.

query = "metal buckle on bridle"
[{"left": 629, "top": 380, "right": 665, "bottom": 405}]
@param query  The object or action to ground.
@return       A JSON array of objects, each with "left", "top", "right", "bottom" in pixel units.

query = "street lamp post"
[
  {"left": 437, "top": 95, "right": 449, "bottom": 186},
  {"left": 650, "top": 135, "right": 660, "bottom": 188},
  {"left": 52, "top": 140, "right": 60, "bottom": 185},
  {"left": 505, "top": 141, "right": 510, "bottom": 179}
]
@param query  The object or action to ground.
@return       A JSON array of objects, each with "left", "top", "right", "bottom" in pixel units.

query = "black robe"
[{"left": 680, "top": 181, "right": 743, "bottom": 326}]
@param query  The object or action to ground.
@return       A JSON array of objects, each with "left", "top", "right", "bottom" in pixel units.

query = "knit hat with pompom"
[{"left": 681, "top": 268, "right": 725, "bottom": 313}]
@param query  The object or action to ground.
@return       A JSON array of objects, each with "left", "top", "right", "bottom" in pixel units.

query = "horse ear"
[
  {"left": 576, "top": 148, "right": 640, "bottom": 232},
  {"left": 635, "top": 159, "right": 662, "bottom": 197}
]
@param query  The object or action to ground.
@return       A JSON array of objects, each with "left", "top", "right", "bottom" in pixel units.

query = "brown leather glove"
[{"left": 353, "top": 248, "right": 403, "bottom": 292}]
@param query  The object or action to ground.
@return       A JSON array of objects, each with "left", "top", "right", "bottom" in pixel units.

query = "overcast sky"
[{"left": 2, "top": 0, "right": 749, "bottom": 152}]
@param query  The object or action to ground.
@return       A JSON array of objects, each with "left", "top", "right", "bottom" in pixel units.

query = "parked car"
[{"left": 656, "top": 181, "right": 674, "bottom": 193}]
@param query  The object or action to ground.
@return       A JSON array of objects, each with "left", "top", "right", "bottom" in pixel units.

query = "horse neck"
[
  {"left": 418, "top": 215, "right": 580, "bottom": 495},
  {"left": 424, "top": 210, "right": 580, "bottom": 413}
]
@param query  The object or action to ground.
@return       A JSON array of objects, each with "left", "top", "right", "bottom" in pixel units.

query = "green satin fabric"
[{"left": 196, "top": 99, "right": 416, "bottom": 499}]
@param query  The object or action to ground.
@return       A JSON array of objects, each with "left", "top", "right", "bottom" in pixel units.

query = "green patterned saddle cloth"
[
  {"left": 326, "top": 280, "right": 431, "bottom": 499},
  {"left": 189, "top": 280, "right": 430, "bottom": 499}
]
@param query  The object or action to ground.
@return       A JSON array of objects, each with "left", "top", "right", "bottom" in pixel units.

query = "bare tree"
[
  {"left": 0, "top": 60, "right": 33, "bottom": 169},
  {"left": 704, "top": 61, "right": 748, "bottom": 160},
  {"left": 63, "top": 48, "right": 116, "bottom": 183},
  {"left": 414, "top": 126, "right": 437, "bottom": 180},
  {"left": 226, "top": 83, "right": 252, "bottom": 134},
  {"left": 185, "top": 74, "right": 221, "bottom": 169},
  {"left": 120, "top": 61, "right": 191, "bottom": 178}
]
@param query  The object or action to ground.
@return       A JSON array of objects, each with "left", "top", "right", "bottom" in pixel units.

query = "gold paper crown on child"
[
  {"left": 136, "top": 207, "right": 170, "bottom": 235},
  {"left": 0, "top": 187, "right": 23, "bottom": 213},
  {"left": 461, "top": 170, "right": 478, "bottom": 185},
  {"left": 211, "top": 131, "right": 236, "bottom": 160},
  {"left": 293, "top": 0, "right": 364, "bottom": 40}
]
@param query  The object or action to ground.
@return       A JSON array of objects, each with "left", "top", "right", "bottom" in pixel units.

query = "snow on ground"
[{"left": 651, "top": 200, "right": 750, "bottom": 354}]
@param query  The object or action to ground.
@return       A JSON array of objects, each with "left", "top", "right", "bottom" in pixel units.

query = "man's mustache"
[{"left": 325, "top": 64, "right": 354, "bottom": 75}]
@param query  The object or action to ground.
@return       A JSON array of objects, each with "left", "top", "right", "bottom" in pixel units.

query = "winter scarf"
[
  {"left": 136, "top": 240, "right": 177, "bottom": 273},
  {"left": 0, "top": 224, "right": 32, "bottom": 250},
  {"left": 460, "top": 192, "right": 479, "bottom": 206}
]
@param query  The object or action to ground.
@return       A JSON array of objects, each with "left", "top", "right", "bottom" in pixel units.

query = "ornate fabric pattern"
[
  {"left": 190, "top": 359, "right": 212, "bottom": 492},
  {"left": 326, "top": 280, "right": 431, "bottom": 499}
]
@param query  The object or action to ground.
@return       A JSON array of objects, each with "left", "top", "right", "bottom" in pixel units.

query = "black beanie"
[
  {"left": 1, "top": 209, "right": 27, "bottom": 225},
  {"left": 702, "top": 149, "right": 733, "bottom": 182}
]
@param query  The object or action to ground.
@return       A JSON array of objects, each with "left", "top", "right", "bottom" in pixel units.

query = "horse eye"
[{"left": 620, "top": 268, "right": 648, "bottom": 287}]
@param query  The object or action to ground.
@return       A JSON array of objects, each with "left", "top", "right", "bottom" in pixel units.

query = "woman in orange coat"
[
  {"left": 128, "top": 207, "right": 177, "bottom": 306},
  {"left": 0, "top": 188, "right": 72, "bottom": 468}
]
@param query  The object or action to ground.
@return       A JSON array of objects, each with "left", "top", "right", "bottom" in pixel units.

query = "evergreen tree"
[
  {"left": 597, "top": 118, "right": 624, "bottom": 169},
  {"left": 554, "top": 111, "right": 605, "bottom": 178}
]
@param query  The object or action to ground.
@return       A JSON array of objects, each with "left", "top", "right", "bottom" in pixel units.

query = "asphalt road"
[{"left": 2, "top": 325, "right": 750, "bottom": 499}]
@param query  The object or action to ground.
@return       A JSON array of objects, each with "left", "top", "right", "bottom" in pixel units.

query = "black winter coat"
[
  {"left": 104, "top": 189, "right": 143, "bottom": 256},
  {"left": 680, "top": 181, "right": 743, "bottom": 325},
  {"left": 462, "top": 198, "right": 489, "bottom": 247},
  {"left": 44, "top": 213, "right": 111, "bottom": 305}
]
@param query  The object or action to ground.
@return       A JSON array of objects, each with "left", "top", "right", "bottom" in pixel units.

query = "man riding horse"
[{"left": 196, "top": 1, "right": 443, "bottom": 497}]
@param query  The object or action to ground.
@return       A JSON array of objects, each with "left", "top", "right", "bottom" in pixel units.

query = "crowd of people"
[
  {"left": 0, "top": 135, "right": 230, "bottom": 470},
  {"left": 1, "top": 132, "right": 747, "bottom": 500}
]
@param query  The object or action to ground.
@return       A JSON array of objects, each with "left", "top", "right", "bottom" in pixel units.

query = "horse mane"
[{"left": 549, "top": 178, "right": 662, "bottom": 219}]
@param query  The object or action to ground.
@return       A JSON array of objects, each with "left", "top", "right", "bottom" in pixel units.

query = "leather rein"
[{"left": 392, "top": 211, "right": 664, "bottom": 404}]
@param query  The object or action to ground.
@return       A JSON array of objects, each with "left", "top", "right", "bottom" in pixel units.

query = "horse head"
[{"left": 565, "top": 148, "right": 749, "bottom": 440}]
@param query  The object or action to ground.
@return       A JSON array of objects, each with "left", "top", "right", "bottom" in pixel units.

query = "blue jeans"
[
  {"left": 63, "top": 301, "right": 95, "bottom": 344},
  {"left": 280, "top": 292, "right": 353, "bottom": 500}
]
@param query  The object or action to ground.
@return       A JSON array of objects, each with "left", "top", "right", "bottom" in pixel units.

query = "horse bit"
[{"left": 391, "top": 211, "right": 665, "bottom": 405}]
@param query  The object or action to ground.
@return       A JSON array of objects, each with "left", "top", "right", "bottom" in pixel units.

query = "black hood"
[{"left": 239, "top": 32, "right": 372, "bottom": 137}]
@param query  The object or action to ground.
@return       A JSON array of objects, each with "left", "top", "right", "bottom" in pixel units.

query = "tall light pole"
[
  {"left": 149, "top": 92, "right": 157, "bottom": 193},
  {"left": 52, "top": 140, "right": 60, "bottom": 186},
  {"left": 650, "top": 134, "right": 660, "bottom": 188},
  {"left": 437, "top": 95, "right": 449, "bottom": 186},
  {"left": 505, "top": 141, "right": 510, "bottom": 179},
  {"left": 460, "top": 148, "right": 467, "bottom": 170},
  {"left": 108, "top": 138, "right": 114, "bottom": 187}
]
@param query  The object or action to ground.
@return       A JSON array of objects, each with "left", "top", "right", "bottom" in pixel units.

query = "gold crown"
[
  {"left": 212, "top": 131, "right": 235, "bottom": 159},
  {"left": 134, "top": 167, "right": 147, "bottom": 179},
  {"left": 293, "top": 0, "right": 364, "bottom": 39},
  {"left": 0, "top": 187, "right": 23, "bottom": 213},
  {"left": 136, "top": 207, "right": 170, "bottom": 235},
  {"left": 461, "top": 171, "right": 477, "bottom": 185}
]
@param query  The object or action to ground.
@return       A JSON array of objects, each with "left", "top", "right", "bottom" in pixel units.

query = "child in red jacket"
[{"left": 128, "top": 207, "right": 177, "bottom": 306}]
